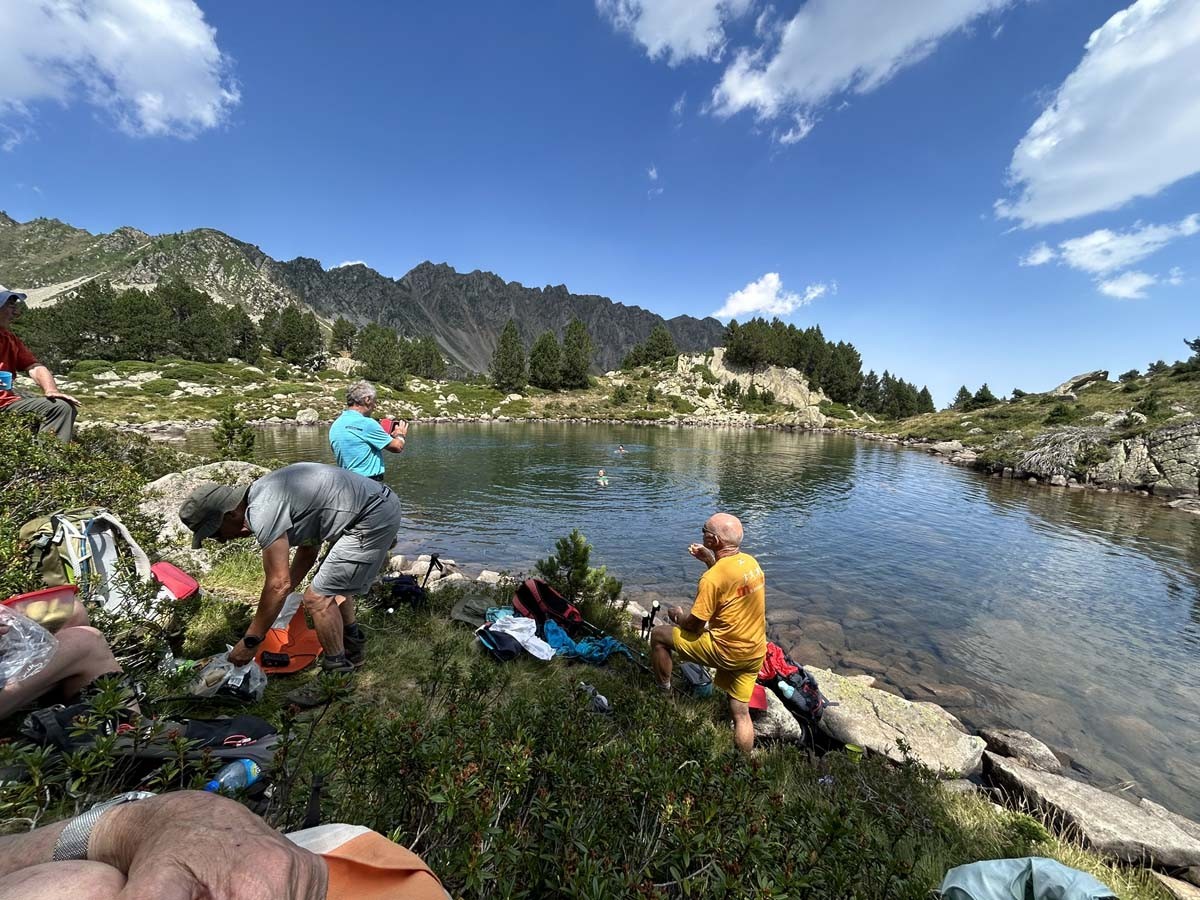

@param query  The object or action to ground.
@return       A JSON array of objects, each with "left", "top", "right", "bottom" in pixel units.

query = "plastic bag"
[
  {"left": 0, "top": 606, "right": 58, "bottom": 687},
  {"left": 188, "top": 650, "right": 266, "bottom": 702}
]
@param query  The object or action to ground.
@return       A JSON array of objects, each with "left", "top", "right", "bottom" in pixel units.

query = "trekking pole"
[{"left": 639, "top": 600, "right": 660, "bottom": 643}]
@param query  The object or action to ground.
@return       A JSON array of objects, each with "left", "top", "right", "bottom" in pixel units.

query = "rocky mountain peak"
[{"left": 0, "top": 211, "right": 17, "bottom": 228}]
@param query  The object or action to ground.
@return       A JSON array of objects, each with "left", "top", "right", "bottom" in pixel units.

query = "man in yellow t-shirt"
[{"left": 650, "top": 512, "right": 766, "bottom": 753}]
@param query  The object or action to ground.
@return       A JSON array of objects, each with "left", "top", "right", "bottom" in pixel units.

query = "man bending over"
[
  {"left": 651, "top": 512, "right": 766, "bottom": 754},
  {"left": 180, "top": 462, "right": 402, "bottom": 703}
]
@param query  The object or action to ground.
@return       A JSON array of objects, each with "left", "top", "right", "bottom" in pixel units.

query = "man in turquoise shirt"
[{"left": 329, "top": 380, "right": 408, "bottom": 480}]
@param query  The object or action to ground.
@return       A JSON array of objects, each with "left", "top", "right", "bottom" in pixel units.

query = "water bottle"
[
  {"left": 776, "top": 678, "right": 796, "bottom": 700},
  {"left": 204, "top": 759, "right": 261, "bottom": 794},
  {"left": 578, "top": 683, "right": 611, "bottom": 714}
]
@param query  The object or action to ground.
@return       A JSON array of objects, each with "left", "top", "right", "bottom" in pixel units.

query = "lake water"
[{"left": 185, "top": 422, "right": 1200, "bottom": 817}]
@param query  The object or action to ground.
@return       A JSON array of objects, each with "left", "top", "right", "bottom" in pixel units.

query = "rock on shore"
[
  {"left": 807, "top": 666, "right": 986, "bottom": 775},
  {"left": 140, "top": 461, "right": 269, "bottom": 544}
]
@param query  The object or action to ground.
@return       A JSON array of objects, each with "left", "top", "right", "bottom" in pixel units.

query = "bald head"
[{"left": 704, "top": 513, "right": 743, "bottom": 550}]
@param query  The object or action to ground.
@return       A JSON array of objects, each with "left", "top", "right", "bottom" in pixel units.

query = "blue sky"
[{"left": 2, "top": 0, "right": 1198, "bottom": 404}]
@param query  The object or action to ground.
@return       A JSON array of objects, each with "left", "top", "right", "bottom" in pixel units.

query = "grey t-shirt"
[{"left": 245, "top": 462, "right": 386, "bottom": 549}]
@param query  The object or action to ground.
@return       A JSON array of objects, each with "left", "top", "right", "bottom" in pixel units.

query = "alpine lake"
[{"left": 184, "top": 421, "right": 1200, "bottom": 818}]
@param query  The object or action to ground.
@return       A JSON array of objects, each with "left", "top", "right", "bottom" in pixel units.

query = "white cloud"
[
  {"left": 996, "top": 0, "right": 1200, "bottom": 226},
  {"left": 1167, "top": 266, "right": 1185, "bottom": 286},
  {"left": 332, "top": 260, "right": 367, "bottom": 269},
  {"left": 670, "top": 92, "right": 686, "bottom": 125},
  {"left": 1019, "top": 242, "right": 1055, "bottom": 267},
  {"left": 776, "top": 113, "right": 815, "bottom": 145},
  {"left": 710, "top": 0, "right": 1011, "bottom": 124},
  {"left": 712, "top": 273, "right": 829, "bottom": 319},
  {"left": 647, "top": 164, "right": 658, "bottom": 181},
  {"left": 1057, "top": 214, "right": 1200, "bottom": 276},
  {"left": 647, "top": 186, "right": 664, "bottom": 199},
  {"left": 595, "top": 0, "right": 754, "bottom": 65},
  {"left": 0, "top": 0, "right": 239, "bottom": 145},
  {"left": 1098, "top": 270, "right": 1156, "bottom": 300}
]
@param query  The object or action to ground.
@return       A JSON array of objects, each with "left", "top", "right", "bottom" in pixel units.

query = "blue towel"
[
  {"left": 544, "top": 621, "right": 634, "bottom": 665},
  {"left": 485, "top": 606, "right": 515, "bottom": 623}
]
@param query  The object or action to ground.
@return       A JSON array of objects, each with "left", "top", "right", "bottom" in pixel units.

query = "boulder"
[
  {"left": 326, "top": 356, "right": 362, "bottom": 376},
  {"left": 751, "top": 687, "right": 807, "bottom": 744},
  {"left": 427, "top": 571, "right": 468, "bottom": 592},
  {"left": 1052, "top": 370, "right": 1109, "bottom": 396},
  {"left": 807, "top": 666, "right": 986, "bottom": 775},
  {"left": 930, "top": 440, "right": 964, "bottom": 455},
  {"left": 985, "top": 753, "right": 1200, "bottom": 871},
  {"left": 475, "top": 570, "right": 507, "bottom": 586},
  {"left": 1049, "top": 474, "right": 1068, "bottom": 487},
  {"left": 979, "top": 727, "right": 1061, "bottom": 773},
  {"left": 386, "top": 554, "right": 407, "bottom": 574},
  {"left": 1151, "top": 872, "right": 1200, "bottom": 900},
  {"left": 296, "top": 408, "right": 319, "bottom": 425},
  {"left": 140, "top": 461, "right": 269, "bottom": 545}
]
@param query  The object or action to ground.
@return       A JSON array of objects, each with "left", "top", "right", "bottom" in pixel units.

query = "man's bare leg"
[
  {"left": 301, "top": 587, "right": 346, "bottom": 657},
  {"left": 338, "top": 595, "right": 356, "bottom": 628},
  {"left": 649, "top": 623, "right": 676, "bottom": 690},
  {"left": 0, "top": 626, "right": 123, "bottom": 720},
  {"left": 730, "top": 698, "right": 754, "bottom": 754}
]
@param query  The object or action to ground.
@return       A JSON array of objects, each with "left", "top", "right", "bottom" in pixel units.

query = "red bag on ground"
[{"left": 151, "top": 561, "right": 200, "bottom": 601}]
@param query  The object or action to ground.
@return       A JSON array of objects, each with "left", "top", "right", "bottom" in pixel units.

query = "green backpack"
[{"left": 18, "top": 508, "right": 152, "bottom": 608}]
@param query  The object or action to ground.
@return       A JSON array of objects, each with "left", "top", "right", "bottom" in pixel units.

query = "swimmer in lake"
[
  {"left": 616, "top": 445, "right": 627, "bottom": 454},
  {"left": 597, "top": 469, "right": 609, "bottom": 486}
]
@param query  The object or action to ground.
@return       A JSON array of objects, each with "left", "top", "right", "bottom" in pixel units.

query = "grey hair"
[{"left": 346, "top": 380, "right": 378, "bottom": 406}]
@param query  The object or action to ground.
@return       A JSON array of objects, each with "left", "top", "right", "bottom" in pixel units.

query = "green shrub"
[
  {"left": 534, "top": 529, "right": 623, "bottom": 631},
  {"left": 0, "top": 416, "right": 184, "bottom": 597},
  {"left": 697, "top": 385, "right": 713, "bottom": 400},
  {"left": 139, "top": 378, "right": 180, "bottom": 395},
  {"left": 610, "top": 384, "right": 634, "bottom": 405},
  {"left": 669, "top": 395, "right": 696, "bottom": 414},
  {"left": 820, "top": 401, "right": 855, "bottom": 421},
  {"left": 160, "top": 362, "right": 214, "bottom": 382},
  {"left": 644, "top": 386, "right": 659, "bottom": 405},
  {"left": 273, "top": 365, "right": 292, "bottom": 380},
  {"left": 1044, "top": 403, "right": 1080, "bottom": 425},
  {"left": 692, "top": 364, "right": 719, "bottom": 385}
]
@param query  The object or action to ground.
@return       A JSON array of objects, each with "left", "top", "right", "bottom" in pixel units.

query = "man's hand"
[
  {"left": 393, "top": 419, "right": 408, "bottom": 437},
  {"left": 688, "top": 543, "right": 716, "bottom": 566},
  {"left": 227, "top": 640, "right": 255, "bottom": 667},
  {"left": 667, "top": 606, "right": 685, "bottom": 625},
  {"left": 92, "top": 791, "right": 327, "bottom": 900},
  {"left": 44, "top": 391, "right": 79, "bottom": 407}
]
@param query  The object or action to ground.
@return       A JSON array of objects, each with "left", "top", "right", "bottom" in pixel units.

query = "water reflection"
[{"left": 183, "top": 423, "right": 1200, "bottom": 817}]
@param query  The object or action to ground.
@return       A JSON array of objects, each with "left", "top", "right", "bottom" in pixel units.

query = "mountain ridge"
[{"left": 0, "top": 212, "right": 726, "bottom": 372}]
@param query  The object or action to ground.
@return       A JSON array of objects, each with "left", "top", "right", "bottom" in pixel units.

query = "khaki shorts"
[
  {"left": 311, "top": 492, "right": 403, "bottom": 597},
  {"left": 672, "top": 628, "right": 764, "bottom": 704}
]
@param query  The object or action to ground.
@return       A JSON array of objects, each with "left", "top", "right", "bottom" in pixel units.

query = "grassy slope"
[
  {"left": 57, "top": 357, "right": 745, "bottom": 425},
  {"left": 830, "top": 367, "right": 1197, "bottom": 456},
  {"left": 195, "top": 562, "right": 1166, "bottom": 899}
]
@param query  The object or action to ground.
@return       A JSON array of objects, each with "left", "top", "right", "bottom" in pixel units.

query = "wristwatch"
[
  {"left": 242, "top": 633, "right": 264, "bottom": 650},
  {"left": 52, "top": 791, "right": 156, "bottom": 861}
]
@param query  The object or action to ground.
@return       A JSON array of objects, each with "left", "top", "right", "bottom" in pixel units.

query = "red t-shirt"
[{"left": 0, "top": 328, "right": 39, "bottom": 409}]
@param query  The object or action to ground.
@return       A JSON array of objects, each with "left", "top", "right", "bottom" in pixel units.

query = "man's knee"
[
  {"left": 301, "top": 586, "right": 337, "bottom": 613},
  {"left": 649, "top": 623, "right": 675, "bottom": 649},
  {"left": 729, "top": 698, "right": 751, "bottom": 721},
  {"left": 57, "top": 626, "right": 117, "bottom": 665}
]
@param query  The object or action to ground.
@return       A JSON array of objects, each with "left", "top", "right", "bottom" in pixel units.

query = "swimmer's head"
[{"left": 598, "top": 469, "right": 606, "bottom": 476}]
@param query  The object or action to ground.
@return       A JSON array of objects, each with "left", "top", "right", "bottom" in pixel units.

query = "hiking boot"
[
  {"left": 343, "top": 625, "right": 367, "bottom": 669},
  {"left": 285, "top": 662, "right": 355, "bottom": 710}
]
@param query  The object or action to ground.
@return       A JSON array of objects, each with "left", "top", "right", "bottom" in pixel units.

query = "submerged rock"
[
  {"left": 807, "top": 666, "right": 986, "bottom": 775},
  {"left": 986, "top": 753, "right": 1200, "bottom": 872}
]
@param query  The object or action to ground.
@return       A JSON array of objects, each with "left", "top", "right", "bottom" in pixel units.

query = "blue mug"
[{"left": 0, "top": 371, "right": 12, "bottom": 391}]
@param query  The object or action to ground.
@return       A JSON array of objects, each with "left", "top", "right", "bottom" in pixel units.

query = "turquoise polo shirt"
[{"left": 329, "top": 409, "right": 392, "bottom": 478}]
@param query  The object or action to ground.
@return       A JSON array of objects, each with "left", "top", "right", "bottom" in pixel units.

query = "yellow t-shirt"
[{"left": 692, "top": 552, "right": 766, "bottom": 664}]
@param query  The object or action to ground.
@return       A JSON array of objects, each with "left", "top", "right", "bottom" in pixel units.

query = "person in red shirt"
[{"left": 0, "top": 286, "right": 78, "bottom": 441}]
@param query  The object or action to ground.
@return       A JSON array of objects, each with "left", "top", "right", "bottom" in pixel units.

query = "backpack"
[
  {"left": 679, "top": 662, "right": 714, "bottom": 698},
  {"left": 512, "top": 578, "right": 583, "bottom": 631},
  {"left": 18, "top": 508, "right": 153, "bottom": 611},
  {"left": 22, "top": 706, "right": 280, "bottom": 768},
  {"left": 779, "top": 667, "right": 829, "bottom": 724}
]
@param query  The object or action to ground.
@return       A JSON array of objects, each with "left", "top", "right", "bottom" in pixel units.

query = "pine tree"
[
  {"left": 560, "top": 318, "right": 593, "bottom": 389},
  {"left": 330, "top": 316, "right": 357, "bottom": 353},
  {"left": 952, "top": 385, "right": 973, "bottom": 410},
  {"left": 220, "top": 306, "right": 261, "bottom": 365},
  {"left": 357, "top": 323, "right": 406, "bottom": 388},
  {"left": 859, "top": 370, "right": 881, "bottom": 413},
  {"left": 528, "top": 331, "right": 563, "bottom": 389},
  {"left": 213, "top": 401, "right": 255, "bottom": 461},
  {"left": 272, "top": 307, "right": 326, "bottom": 369},
  {"left": 970, "top": 383, "right": 998, "bottom": 409},
  {"left": 491, "top": 319, "right": 528, "bottom": 392},
  {"left": 642, "top": 323, "right": 677, "bottom": 363},
  {"left": 917, "top": 386, "right": 935, "bottom": 414}
]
